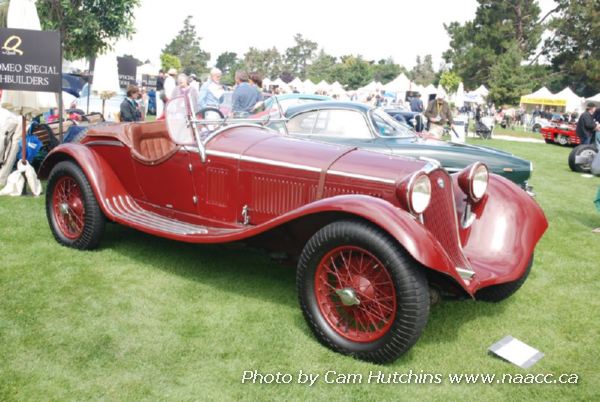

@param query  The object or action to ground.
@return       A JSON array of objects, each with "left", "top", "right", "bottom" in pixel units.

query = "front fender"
[
  {"left": 39, "top": 143, "right": 126, "bottom": 221},
  {"left": 270, "top": 195, "right": 459, "bottom": 280}
]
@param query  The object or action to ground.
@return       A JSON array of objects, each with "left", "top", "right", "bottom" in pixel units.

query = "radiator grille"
[{"left": 422, "top": 170, "right": 470, "bottom": 269}]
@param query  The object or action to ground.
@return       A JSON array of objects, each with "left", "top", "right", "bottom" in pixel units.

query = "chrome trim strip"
[
  {"left": 456, "top": 267, "right": 476, "bottom": 280},
  {"left": 241, "top": 155, "right": 321, "bottom": 172},
  {"left": 86, "top": 140, "right": 124, "bottom": 147},
  {"left": 327, "top": 170, "right": 396, "bottom": 184},
  {"left": 205, "top": 149, "right": 241, "bottom": 159}
]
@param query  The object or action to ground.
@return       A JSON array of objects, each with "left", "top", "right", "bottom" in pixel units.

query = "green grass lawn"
[{"left": 1, "top": 140, "right": 599, "bottom": 401}]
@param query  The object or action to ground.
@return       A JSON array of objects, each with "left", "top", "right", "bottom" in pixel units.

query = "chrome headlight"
[
  {"left": 398, "top": 172, "right": 432, "bottom": 215},
  {"left": 458, "top": 162, "right": 489, "bottom": 203}
]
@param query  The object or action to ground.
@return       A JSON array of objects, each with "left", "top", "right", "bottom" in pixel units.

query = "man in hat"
[
  {"left": 163, "top": 68, "right": 177, "bottom": 102},
  {"left": 425, "top": 92, "right": 452, "bottom": 139},
  {"left": 576, "top": 103, "right": 600, "bottom": 145}
]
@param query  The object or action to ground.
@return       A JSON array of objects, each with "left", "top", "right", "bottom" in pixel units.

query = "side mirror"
[{"left": 165, "top": 96, "right": 195, "bottom": 145}]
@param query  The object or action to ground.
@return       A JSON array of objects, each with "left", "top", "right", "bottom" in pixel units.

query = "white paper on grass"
[{"left": 488, "top": 336, "right": 544, "bottom": 369}]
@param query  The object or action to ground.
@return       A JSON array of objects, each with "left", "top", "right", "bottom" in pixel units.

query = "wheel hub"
[
  {"left": 59, "top": 202, "right": 70, "bottom": 215},
  {"left": 335, "top": 288, "right": 360, "bottom": 306}
]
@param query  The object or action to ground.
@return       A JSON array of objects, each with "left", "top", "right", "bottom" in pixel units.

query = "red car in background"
[
  {"left": 540, "top": 119, "right": 580, "bottom": 146},
  {"left": 39, "top": 96, "right": 548, "bottom": 363}
]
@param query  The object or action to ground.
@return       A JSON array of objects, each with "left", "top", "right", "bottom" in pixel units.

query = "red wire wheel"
[
  {"left": 52, "top": 176, "right": 85, "bottom": 240},
  {"left": 314, "top": 246, "right": 397, "bottom": 342},
  {"left": 297, "top": 220, "right": 429, "bottom": 364},
  {"left": 46, "top": 161, "right": 106, "bottom": 250}
]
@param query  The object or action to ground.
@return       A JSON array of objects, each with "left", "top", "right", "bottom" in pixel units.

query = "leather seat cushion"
[{"left": 129, "top": 121, "right": 179, "bottom": 165}]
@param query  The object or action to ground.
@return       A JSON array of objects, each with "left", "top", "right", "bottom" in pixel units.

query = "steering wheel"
[{"left": 196, "top": 107, "right": 224, "bottom": 120}]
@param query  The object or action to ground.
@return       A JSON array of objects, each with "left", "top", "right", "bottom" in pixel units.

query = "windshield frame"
[{"left": 369, "top": 108, "right": 417, "bottom": 139}]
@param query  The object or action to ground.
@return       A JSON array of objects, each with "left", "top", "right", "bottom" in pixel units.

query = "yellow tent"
[{"left": 520, "top": 87, "right": 566, "bottom": 107}]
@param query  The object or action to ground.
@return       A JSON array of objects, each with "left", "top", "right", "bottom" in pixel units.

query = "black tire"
[
  {"left": 532, "top": 124, "right": 541, "bottom": 133},
  {"left": 544, "top": 139, "right": 553, "bottom": 144},
  {"left": 568, "top": 144, "right": 597, "bottom": 173},
  {"left": 475, "top": 256, "right": 533, "bottom": 302},
  {"left": 297, "top": 220, "right": 430, "bottom": 364},
  {"left": 46, "top": 161, "right": 106, "bottom": 250}
]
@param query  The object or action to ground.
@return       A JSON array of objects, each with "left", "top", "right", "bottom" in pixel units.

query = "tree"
[
  {"left": 242, "top": 47, "right": 283, "bottom": 79},
  {"left": 162, "top": 16, "right": 210, "bottom": 75},
  {"left": 216, "top": 51, "right": 241, "bottom": 86},
  {"left": 37, "top": 0, "right": 139, "bottom": 61},
  {"left": 306, "top": 49, "right": 337, "bottom": 83},
  {"left": 542, "top": 0, "right": 600, "bottom": 96},
  {"left": 370, "top": 58, "right": 405, "bottom": 84},
  {"left": 216, "top": 52, "right": 239, "bottom": 75},
  {"left": 488, "top": 44, "right": 532, "bottom": 105},
  {"left": 284, "top": 34, "right": 318, "bottom": 79},
  {"left": 443, "top": 0, "right": 542, "bottom": 88},
  {"left": 160, "top": 53, "right": 181, "bottom": 72},
  {"left": 332, "top": 55, "right": 371, "bottom": 90},
  {"left": 439, "top": 71, "right": 462, "bottom": 94},
  {"left": 409, "top": 55, "right": 436, "bottom": 86}
]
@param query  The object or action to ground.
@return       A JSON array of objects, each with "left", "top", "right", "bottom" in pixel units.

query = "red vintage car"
[
  {"left": 39, "top": 96, "right": 548, "bottom": 364},
  {"left": 540, "top": 123, "right": 580, "bottom": 146}
]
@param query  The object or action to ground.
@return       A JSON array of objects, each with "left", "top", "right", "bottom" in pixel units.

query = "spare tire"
[{"left": 568, "top": 144, "right": 597, "bottom": 173}]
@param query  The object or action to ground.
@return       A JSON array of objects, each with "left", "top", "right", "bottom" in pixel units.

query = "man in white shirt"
[{"left": 163, "top": 68, "right": 177, "bottom": 102}]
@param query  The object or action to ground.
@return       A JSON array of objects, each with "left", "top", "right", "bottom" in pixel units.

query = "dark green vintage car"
[{"left": 285, "top": 102, "right": 533, "bottom": 189}]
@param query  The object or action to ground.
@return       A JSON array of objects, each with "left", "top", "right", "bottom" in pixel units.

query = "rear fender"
[{"left": 39, "top": 143, "right": 126, "bottom": 221}]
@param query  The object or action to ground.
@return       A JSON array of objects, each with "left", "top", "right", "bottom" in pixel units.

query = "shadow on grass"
[
  {"left": 102, "top": 224, "right": 298, "bottom": 309},
  {"left": 100, "top": 223, "right": 512, "bottom": 352}
]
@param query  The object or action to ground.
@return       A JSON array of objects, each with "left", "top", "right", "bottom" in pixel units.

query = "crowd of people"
[{"left": 119, "top": 67, "right": 267, "bottom": 122}]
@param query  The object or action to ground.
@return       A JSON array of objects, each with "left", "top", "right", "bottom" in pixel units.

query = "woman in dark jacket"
[{"left": 120, "top": 85, "right": 142, "bottom": 122}]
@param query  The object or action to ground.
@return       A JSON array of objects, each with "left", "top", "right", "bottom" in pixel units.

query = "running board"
[{"left": 105, "top": 195, "right": 209, "bottom": 235}]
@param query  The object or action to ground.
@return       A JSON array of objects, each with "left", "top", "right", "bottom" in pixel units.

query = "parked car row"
[{"left": 39, "top": 94, "right": 547, "bottom": 364}]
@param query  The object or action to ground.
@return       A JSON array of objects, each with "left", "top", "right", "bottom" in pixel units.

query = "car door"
[{"left": 132, "top": 149, "right": 199, "bottom": 216}]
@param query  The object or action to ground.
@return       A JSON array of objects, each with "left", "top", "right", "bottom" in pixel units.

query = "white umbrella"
[
  {"left": 91, "top": 50, "right": 121, "bottom": 118},
  {"left": 0, "top": 0, "right": 51, "bottom": 197}
]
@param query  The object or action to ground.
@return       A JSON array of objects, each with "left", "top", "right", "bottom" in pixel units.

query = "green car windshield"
[{"left": 370, "top": 109, "right": 416, "bottom": 139}]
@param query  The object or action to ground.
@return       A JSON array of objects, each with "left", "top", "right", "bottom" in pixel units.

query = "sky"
[{"left": 114, "top": 0, "right": 557, "bottom": 72}]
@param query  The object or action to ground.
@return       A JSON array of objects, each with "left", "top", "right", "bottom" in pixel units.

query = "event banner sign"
[
  {"left": 142, "top": 74, "right": 157, "bottom": 90},
  {"left": 0, "top": 28, "right": 61, "bottom": 93},
  {"left": 117, "top": 57, "right": 137, "bottom": 89}
]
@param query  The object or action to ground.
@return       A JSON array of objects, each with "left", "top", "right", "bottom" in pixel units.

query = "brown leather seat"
[{"left": 128, "top": 121, "right": 180, "bottom": 165}]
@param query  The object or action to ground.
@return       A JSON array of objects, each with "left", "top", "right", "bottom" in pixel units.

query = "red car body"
[
  {"left": 541, "top": 124, "right": 580, "bottom": 146},
  {"left": 39, "top": 97, "right": 548, "bottom": 363}
]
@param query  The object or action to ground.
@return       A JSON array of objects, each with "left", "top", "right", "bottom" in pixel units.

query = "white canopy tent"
[
  {"left": 555, "top": 87, "right": 585, "bottom": 113},
  {"left": 474, "top": 85, "right": 489, "bottom": 97},
  {"left": 288, "top": 77, "right": 304, "bottom": 91},
  {"left": 316, "top": 80, "right": 331, "bottom": 92},
  {"left": 586, "top": 93, "right": 600, "bottom": 106},
  {"left": 452, "top": 82, "right": 465, "bottom": 108},
  {"left": 383, "top": 73, "right": 411, "bottom": 93}
]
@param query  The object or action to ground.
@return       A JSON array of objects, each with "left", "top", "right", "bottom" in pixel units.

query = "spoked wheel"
[
  {"left": 297, "top": 220, "right": 429, "bottom": 364},
  {"left": 568, "top": 144, "right": 597, "bottom": 173},
  {"left": 314, "top": 246, "right": 397, "bottom": 343},
  {"left": 557, "top": 135, "right": 569, "bottom": 146},
  {"left": 46, "top": 161, "right": 105, "bottom": 249}
]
